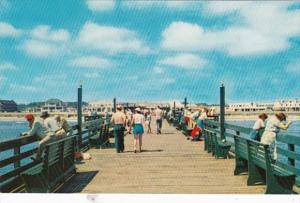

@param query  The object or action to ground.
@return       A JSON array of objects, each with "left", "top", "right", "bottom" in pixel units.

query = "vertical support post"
[
  {"left": 113, "top": 98, "right": 116, "bottom": 113},
  {"left": 288, "top": 144, "right": 299, "bottom": 186},
  {"left": 14, "top": 147, "right": 20, "bottom": 168},
  {"left": 173, "top": 101, "right": 176, "bottom": 116},
  {"left": 77, "top": 84, "right": 82, "bottom": 149},
  {"left": 220, "top": 83, "right": 225, "bottom": 140},
  {"left": 184, "top": 97, "right": 187, "bottom": 108}
]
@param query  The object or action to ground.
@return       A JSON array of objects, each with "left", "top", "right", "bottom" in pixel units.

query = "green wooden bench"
[
  {"left": 211, "top": 130, "right": 231, "bottom": 159},
  {"left": 20, "top": 135, "right": 76, "bottom": 193},
  {"left": 247, "top": 140, "right": 295, "bottom": 194},
  {"left": 234, "top": 135, "right": 249, "bottom": 175},
  {"left": 89, "top": 124, "right": 105, "bottom": 148}
]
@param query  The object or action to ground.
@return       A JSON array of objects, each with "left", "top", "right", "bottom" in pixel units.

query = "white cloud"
[
  {"left": 0, "top": 22, "right": 22, "bottom": 37},
  {"left": 21, "top": 25, "right": 70, "bottom": 57},
  {"left": 286, "top": 59, "right": 300, "bottom": 74},
  {"left": 68, "top": 56, "right": 113, "bottom": 69},
  {"left": 86, "top": 0, "right": 115, "bottom": 11},
  {"left": 10, "top": 84, "right": 40, "bottom": 92},
  {"left": 77, "top": 21, "right": 150, "bottom": 55},
  {"left": 159, "top": 54, "right": 208, "bottom": 69},
  {"left": 0, "top": 63, "right": 17, "bottom": 71},
  {"left": 161, "top": 2, "right": 300, "bottom": 56},
  {"left": 31, "top": 25, "right": 70, "bottom": 42}
]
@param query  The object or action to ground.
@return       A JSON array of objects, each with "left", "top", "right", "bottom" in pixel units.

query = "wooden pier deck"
[{"left": 61, "top": 121, "right": 266, "bottom": 194}]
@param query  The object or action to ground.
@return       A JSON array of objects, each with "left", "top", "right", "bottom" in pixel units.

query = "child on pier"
[{"left": 250, "top": 113, "right": 268, "bottom": 141}]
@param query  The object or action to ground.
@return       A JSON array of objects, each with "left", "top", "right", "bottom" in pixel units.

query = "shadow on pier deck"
[{"left": 61, "top": 121, "right": 265, "bottom": 194}]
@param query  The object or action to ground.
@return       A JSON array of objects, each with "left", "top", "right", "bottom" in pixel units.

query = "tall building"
[{"left": 0, "top": 100, "right": 18, "bottom": 112}]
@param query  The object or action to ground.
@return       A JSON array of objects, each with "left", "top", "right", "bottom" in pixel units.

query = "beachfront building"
[
  {"left": 41, "top": 99, "right": 67, "bottom": 112},
  {"left": 0, "top": 100, "right": 18, "bottom": 112},
  {"left": 87, "top": 101, "right": 113, "bottom": 113},
  {"left": 273, "top": 99, "right": 300, "bottom": 111},
  {"left": 227, "top": 102, "right": 273, "bottom": 112}
]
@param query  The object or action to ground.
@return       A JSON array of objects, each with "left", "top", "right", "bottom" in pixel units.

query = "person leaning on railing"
[
  {"left": 260, "top": 113, "right": 293, "bottom": 161},
  {"left": 55, "top": 115, "right": 72, "bottom": 136},
  {"left": 249, "top": 113, "right": 268, "bottom": 141},
  {"left": 21, "top": 113, "right": 50, "bottom": 160}
]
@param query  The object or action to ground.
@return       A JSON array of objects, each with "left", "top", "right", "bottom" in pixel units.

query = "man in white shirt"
[{"left": 154, "top": 106, "right": 163, "bottom": 134}]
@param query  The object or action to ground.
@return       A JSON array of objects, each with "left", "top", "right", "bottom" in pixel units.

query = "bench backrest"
[
  {"left": 247, "top": 140, "right": 269, "bottom": 170},
  {"left": 234, "top": 135, "right": 248, "bottom": 160}
]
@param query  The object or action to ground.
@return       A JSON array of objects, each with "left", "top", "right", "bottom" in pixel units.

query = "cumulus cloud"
[
  {"left": 76, "top": 21, "right": 150, "bottom": 55},
  {"left": 68, "top": 56, "right": 113, "bottom": 69},
  {"left": 0, "top": 63, "right": 17, "bottom": 71},
  {"left": 86, "top": 0, "right": 115, "bottom": 11},
  {"left": 21, "top": 25, "right": 70, "bottom": 57},
  {"left": 10, "top": 84, "right": 40, "bottom": 92},
  {"left": 161, "top": 2, "right": 300, "bottom": 56},
  {"left": 0, "top": 22, "right": 22, "bottom": 37},
  {"left": 159, "top": 54, "right": 208, "bottom": 69}
]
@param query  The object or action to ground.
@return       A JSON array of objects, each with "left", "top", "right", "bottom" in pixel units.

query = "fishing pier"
[{"left": 0, "top": 85, "right": 299, "bottom": 194}]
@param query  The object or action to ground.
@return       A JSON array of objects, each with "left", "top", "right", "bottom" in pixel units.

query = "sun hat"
[{"left": 135, "top": 107, "right": 141, "bottom": 112}]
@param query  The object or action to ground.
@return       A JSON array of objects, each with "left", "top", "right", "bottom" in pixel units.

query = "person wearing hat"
[
  {"left": 111, "top": 105, "right": 126, "bottom": 153},
  {"left": 132, "top": 108, "right": 145, "bottom": 153},
  {"left": 261, "top": 113, "right": 293, "bottom": 160},
  {"left": 21, "top": 114, "right": 47, "bottom": 138}
]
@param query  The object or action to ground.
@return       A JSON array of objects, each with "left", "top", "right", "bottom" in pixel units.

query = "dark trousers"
[
  {"left": 156, "top": 119, "right": 162, "bottom": 133},
  {"left": 114, "top": 124, "right": 124, "bottom": 152}
]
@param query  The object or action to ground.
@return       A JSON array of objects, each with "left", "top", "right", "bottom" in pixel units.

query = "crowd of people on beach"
[
  {"left": 21, "top": 112, "right": 71, "bottom": 160},
  {"left": 110, "top": 105, "right": 164, "bottom": 153}
]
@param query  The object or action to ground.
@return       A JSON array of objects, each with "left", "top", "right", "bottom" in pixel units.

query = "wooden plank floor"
[{"left": 61, "top": 121, "right": 266, "bottom": 194}]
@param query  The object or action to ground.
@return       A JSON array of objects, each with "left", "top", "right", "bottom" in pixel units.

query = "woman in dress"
[{"left": 132, "top": 108, "right": 145, "bottom": 153}]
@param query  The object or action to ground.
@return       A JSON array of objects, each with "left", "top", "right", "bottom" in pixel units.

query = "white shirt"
[
  {"left": 44, "top": 117, "right": 60, "bottom": 133},
  {"left": 154, "top": 108, "right": 163, "bottom": 120},
  {"left": 199, "top": 112, "right": 207, "bottom": 120},
  {"left": 264, "top": 116, "right": 281, "bottom": 133},
  {"left": 252, "top": 118, "right": 265, "bottom": 130},
  {"left": 132, "top": 113, "right": 145, "bottom": 124}
]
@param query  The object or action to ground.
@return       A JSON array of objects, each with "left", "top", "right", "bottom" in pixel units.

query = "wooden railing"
[
  {"left": 204, "top": 119, "right": 300, "bottom": 187},
  {"left": 0, "top": 118, "right": 104, "bottom": 192}
]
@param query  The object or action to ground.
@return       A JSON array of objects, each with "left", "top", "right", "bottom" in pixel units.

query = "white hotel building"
[{"left": 227, "top": 99, "right": 300, "bottom": 112}]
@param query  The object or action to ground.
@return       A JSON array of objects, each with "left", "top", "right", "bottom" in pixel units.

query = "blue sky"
[{"left": 0, "top": 0, "right": 299, "bottom": 104}]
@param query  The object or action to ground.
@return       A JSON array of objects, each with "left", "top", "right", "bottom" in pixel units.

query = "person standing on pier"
[
  {"left": 145, "top": 109, "right": 152, "bottom": 134},
  {"left": 132, "top": 108, "right": 145, "bottom": 153},
  {"left": 21, "top": 114, "right": 47, "bottom": 138},
  {"left": 111, "top": 105, "right": 126, "bottom": 153},
  {"left": 250, "top": 113, "right": 268, "bottom": 141},
  {"left": 154, "top": 105, "right": 163, "bottom": 134},
  {"left": 261, "top": 113, "right": 293, "bottom": 160}
]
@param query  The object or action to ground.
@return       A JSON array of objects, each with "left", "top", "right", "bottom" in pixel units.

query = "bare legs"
[{"left": 133, "top": 134, "right": 143, "bottom": 153}]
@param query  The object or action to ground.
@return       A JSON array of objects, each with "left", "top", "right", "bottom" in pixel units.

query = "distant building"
[
  {"left": 227, "top": 102, "right": 273, "bottom": 112},
  {"left": 273, "top": 99, "right": 300, "bottom": 111},
  {"left": 87, "top": 101, "right": 113, "bottom": 113},
  {"left": 41, "top": 99, "right": 67, "bottom": 112},
  {"left": 0, "top": 100, "right": 18, "bottom": 112}
]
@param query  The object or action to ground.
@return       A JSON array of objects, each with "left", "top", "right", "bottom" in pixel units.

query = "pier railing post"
[
  {"left": 113, "top": 98, "right": 116, "bottom": 113},
  {"left": 289, "top": 143, "right": 300, "bottom": 186},
  {"left": 173, "top": 101, "right": 176, "bottom": 116},
  {"left": 77, "top": 84, "right": 82, "bottom": 150},
  {"left": 184, "top": 97, "right": 187, "bottom": 108},
  {"left": 220, "top": 83, "right": 225, "bottom": 140},
  {"left": 14, "top": 147, "right": 20, "bottom": 169}
]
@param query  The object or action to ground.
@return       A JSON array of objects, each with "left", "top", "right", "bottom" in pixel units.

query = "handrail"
[{"left": 0, "top": 118, "right": 107, "bottom": 192}]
